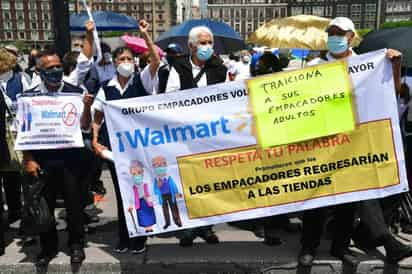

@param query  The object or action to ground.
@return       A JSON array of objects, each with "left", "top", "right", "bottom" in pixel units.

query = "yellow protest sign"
[
  {"left": 177, "top": 120, "right": 398, "bottom": 219},
  {"left": 246, "top": 60, "right": 356, "bottom": 147}
]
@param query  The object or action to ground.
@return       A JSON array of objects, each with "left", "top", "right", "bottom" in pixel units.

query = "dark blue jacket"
[
  {"left": 99, "top": 73, "right": 147, "bottom": 148},
  {"left": 6, "top": 72, "right": 23, "bottom": 102}
]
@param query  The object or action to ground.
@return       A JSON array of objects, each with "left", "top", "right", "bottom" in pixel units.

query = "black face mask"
[
  {"left": 40, "top": 67, "right": 63, "bottom": 86},
  {"left": 139, "top": 60, "right": 147, "bottom": 70},
  {"left": 166, "top": 55, "right": 176, "bottom": 65},
  {"left": 28, "top": 56, "right": 38, "bottom": 69},
  {"left": 256, "top": 64, "right": 272, "bottom": 76}
]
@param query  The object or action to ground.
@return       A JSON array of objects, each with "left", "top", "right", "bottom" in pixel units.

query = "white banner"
[
  {"left": 14, "top": 93, "right": 84, "bottom": 151},
  {"left": 103, "top": 50, "right": 408, "bottom": 237}
]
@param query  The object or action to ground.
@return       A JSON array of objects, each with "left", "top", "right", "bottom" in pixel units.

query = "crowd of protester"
[{"left": 1, "top": 16, "right": 412, "bottom": 268}]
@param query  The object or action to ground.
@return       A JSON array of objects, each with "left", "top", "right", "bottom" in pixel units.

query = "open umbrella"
[
  {"left": 70, "top": 11, "right": 138, "bottom": 31},
  {"left": 155, "top": 19, "right": 245, "bottom": 54},
  {"left": 121, "top": 35, "right": 165, "bottom": 57},
  {"left": 249, "top": 15, "right": 361, "bottom": 50},
  {"left": 357, "top": 27, "right": 412, "bottom": 67}
]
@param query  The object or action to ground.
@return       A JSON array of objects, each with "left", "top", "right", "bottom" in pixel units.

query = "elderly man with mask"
[
  {"left": 165, "top": 26, "right": 227, "bottom": 247},
  {"left": 22, "top": 49, "right": 90, "bottom": 266},
  {"left": 298, "top": 17, "right": 411, "bottom": 267},
  {"left": 165, "top": 26, "right": 227, "bottom": 93}
]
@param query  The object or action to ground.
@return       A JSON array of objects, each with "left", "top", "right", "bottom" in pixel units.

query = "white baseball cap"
[
  {"left": 4, "top": 44, "right": 18, "bottom": 56},
  {"left": 327, "top": 17, "right": 355, "bottom": 32}
]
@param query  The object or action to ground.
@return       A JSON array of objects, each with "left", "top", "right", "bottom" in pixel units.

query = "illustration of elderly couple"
[{"left": 128, "top": 156, "right": 183, "bottom": 232}]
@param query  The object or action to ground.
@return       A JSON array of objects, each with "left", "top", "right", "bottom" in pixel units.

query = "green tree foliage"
[
  {"left": 102, "top": 31, "right": 138, "bottom": 37},
  {"left": 14, "top": 40, "right": 27, "bottom": 52},
  {"left": 380, "top": 20, "right": 412, "bottom": 29},
  {"left": 357, "top": 29, "right": 372, "bottom": 38}
]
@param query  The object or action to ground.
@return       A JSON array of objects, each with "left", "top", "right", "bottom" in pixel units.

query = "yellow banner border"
[{"left": 176, "top": 118, "right": 400, "bottom": 220}]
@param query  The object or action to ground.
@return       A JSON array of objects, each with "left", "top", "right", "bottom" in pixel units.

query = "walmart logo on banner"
[
  {"left": 115, "top": 116, "right": 232, "bottom": 152},
  {"left": 232, "top": 112, "right": 252, "bottom": 135}
]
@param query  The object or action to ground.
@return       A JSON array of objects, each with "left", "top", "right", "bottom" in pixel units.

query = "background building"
[
  {"left": 70, "top": 0, "right": 176, "bottom": 39},
  {"left": 176, "top": 0, "right": 202, "bottom": 23},
  {"left": 0, "top": 0, "right": 54, "bottom": 47},
  {"left": 288, "top": 0, "right": 382, "bottom": 29},
  {"left": 1, "top": 0, "right": 412, "bottom": 48},
  {"left": 207, "top": 0, "right": 288, "bottom": 41},
  {"left": 199, "top": 0, "right": 208, "bottom": 18},
  {"left": 0, "top": 0, "right": 176, "bottom": 47},
  {"left": 206, "top": 0, "right": 412, "bottom": 41},
  {"left": 384, "top": 0, "right": 412, "bottom": 22}
]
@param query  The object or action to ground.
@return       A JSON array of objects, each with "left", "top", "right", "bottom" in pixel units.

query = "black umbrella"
[{"left": 357, "top": 27, "right": 412, "bottom": 67}]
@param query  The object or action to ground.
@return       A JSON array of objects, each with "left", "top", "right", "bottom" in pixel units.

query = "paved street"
[{"left": 0, "top": 169, "right": 412, "bottom": 274}]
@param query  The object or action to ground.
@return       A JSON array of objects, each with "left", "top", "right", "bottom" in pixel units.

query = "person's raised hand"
[
  {"left": 83, "top": 93, "right": 94, "bottom": 108},
  {"left": 85, "top": 20, "right": 95, "bottom": 33},
  {"left": 139, "top": 20, "right": 150, "bottom": 34}
]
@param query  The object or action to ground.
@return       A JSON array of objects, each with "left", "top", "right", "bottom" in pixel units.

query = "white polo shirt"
[
  {"left": 307, "top": 50, "right": 357, "bottom": 66},
  {"left": 92, "top": 65, "right": 155, "bottom": 112},
  {"left": 165, "top": 58, "right": 207, "bottom": 92}
]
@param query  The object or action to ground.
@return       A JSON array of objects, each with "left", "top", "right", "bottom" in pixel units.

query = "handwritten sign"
[{"left": 247, "top": 60, "right": 356, "bottom": 147}]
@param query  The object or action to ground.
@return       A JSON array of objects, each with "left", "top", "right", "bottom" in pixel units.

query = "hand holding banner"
[
  {"left": 103, "top": 50, "right": 408, "bottom": 237},
  {"left": 81, "top": 0, "right": 102, "bottom": 62},
  {"left": 247, "top": 60, "right": 356, "bottom": 147}
]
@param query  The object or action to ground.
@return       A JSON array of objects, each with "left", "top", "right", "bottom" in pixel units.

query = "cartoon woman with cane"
[{"left": 128, "top": 160, "right": 156, "bottom": 232}]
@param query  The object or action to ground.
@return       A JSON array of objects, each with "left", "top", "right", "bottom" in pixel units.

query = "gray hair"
[{"left": 188, "top": 26, "right": 213, "bottom": 47}]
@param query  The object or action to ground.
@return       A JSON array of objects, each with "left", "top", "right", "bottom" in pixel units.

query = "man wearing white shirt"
[
  {"left": 22, "top": 49, "right": 91, "bottom": 266},
  {"left": 62, "top": 21, "right": 95, "bottom": 88},
  {"left": 236, "top": 50, "right": 252, "bottom": 80},
  {"left": 165, "top": 26, "right": 227, "bottom": 93},
  {"left": 164, "top": 25, "right": 227, "bottom": 247},
  {"left": 298, "top": 17, "right": 410, "bottom": 267}
]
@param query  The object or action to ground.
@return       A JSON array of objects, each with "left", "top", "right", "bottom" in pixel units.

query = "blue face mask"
[
  {"left": 196, "top": 45, "right": 213, "bottom": 61},
  {"left": 133, "top": 175, "right": 143, "bottom": 185},
  {"left": 327, "top": 36, "right": 349, "bottom": 55},
  {"left": 155, "top": 167, "right": 167, "bottom": 176},
  {"left": 40, "top": 67, "right": 63, "bottom": 86}
]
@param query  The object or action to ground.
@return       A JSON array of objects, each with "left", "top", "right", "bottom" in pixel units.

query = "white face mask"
[
  {"left": 117, "top": 62, "right": 135, "bottom": 77},
  {"left": 72, "top": 47, "right": 82, "bottom": 53},
  {"left": 0, "top": 70, "right": 12, "bottom": 81},
  {"left": 242, "top": 55, "right": 250, "bottom": 63},
  {"left": 103, "top": 52, "right": 112, "bottom": 62}
]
